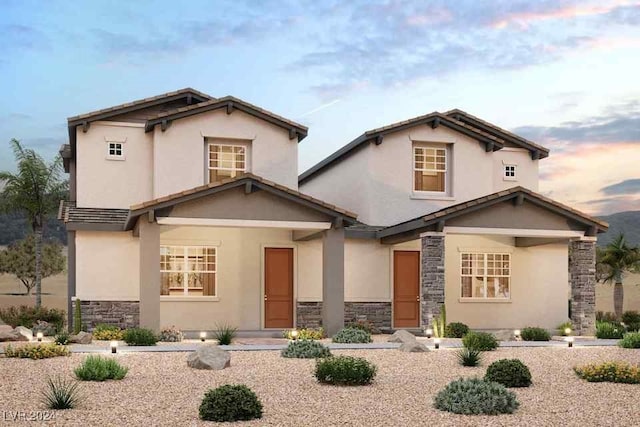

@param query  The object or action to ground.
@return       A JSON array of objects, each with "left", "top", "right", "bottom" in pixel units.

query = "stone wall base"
[
  {"left": 77, "top": 300, "right": 140, "bottom": 332},
  {"left": 296, "top": 301, "right": 392, "bottom": 330}
]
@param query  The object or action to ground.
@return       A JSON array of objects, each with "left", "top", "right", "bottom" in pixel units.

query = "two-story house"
[{"left": 59, "top": 88, "right": 607, "bottom": 336}]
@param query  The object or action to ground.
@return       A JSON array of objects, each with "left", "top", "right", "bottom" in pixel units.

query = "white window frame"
[
  {"left": 413, "top": 145, "right": 447, "bottom": 194},
  {"left": 207, "top": 142, "right": 247, "bottom": 183},
  {"left": 106, "top": 142, "right": 125, "bottom": 160},
  {"left": 503, "top": 164, "right": 517, "bottom": 181},
  {"left": 460, "top": 252, "right": 511, "bottom": 300},
  {"left": 160, "top": 245, "right": 217, "bottom": 297}
]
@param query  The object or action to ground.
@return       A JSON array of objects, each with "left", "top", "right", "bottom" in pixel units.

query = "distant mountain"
[
  {"left": 597, "top": 211, "right": 640, "bottom": 247},
  {"left": 0, "top": 212, "right": 67, "bottom": 245}
]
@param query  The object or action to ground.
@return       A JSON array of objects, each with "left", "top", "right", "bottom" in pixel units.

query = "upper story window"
[
  {"left": 460, "top": 252, "right": 510, "bottom": 299},
  {"left": 414, "top": 146, "right": 446, "bottom": 193},
  {"left": 504, "top": 164, "right": 517, "bottom": 181},
  {"left": 106, "top": 142, "right": 124, "bottom": 160},
  {"left": 208, "top": 143, "right": 246, "bottom": 184},
  {"left": 160, "top": 246, "right": 216, "bottom": 297}
]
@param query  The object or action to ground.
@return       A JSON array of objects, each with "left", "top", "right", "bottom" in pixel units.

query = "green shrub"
[
  {"left": 346, "top": 319, "right": 380, "bottom": 334},
  {"left": 315, "top": 356, "right": 377, "bottom": 385},
  {"left": 74, "top": 356, "right": 128, "bottom": 381},
  {"left": 282, "top": 328, "right": 325, "bottom": 340},
  {"left": 5, "top": 343, "right": 70, "bottom": 359},
  {"left": 122, "top": 328, "right": 158, "bottom": 346},
  {"left": 520, "top": 327, "right": 550, "bottom": 341},
  {"left": 462, "top": 331, "right": 498, "bottom": 351},
  {"left": 332, "top": 327, "right": 372, "bottom": 343},
  {"left": 619, "top": 332, "right": 640, "bottom": 349},
  {"left": 485, "top": 359, "right": 532, "bottom": 387},
  {"left": 456, "top": 348, "right": 482, "bottom": 367},
  {"left": 626, "top": 322, "right": 640, "bottom": 332},
  {"left": 0, "top": 305, "right": 65, "bottom": 333},
  {"left": 596, "top": 321, "right": 625, "bottom": 339},
  {"left": 556, "top": 321, "right": 573, "bottom": 336},
  {"left": 55, "top": 331, "right": 70, "bottom": 345},
  {"left": 622, "top": 311, "right": 640, "bottom": 325},
  {"left": 213, "top": 323, "right": 237, "bottom": 345},
  {"left": 574, "top": 361, "right": 640, "bottom": 384},
  {"left": 596, "top": 311, "right": 617, "bottom": 322},
  {"left": 433, "top": 378, "right": 519, "bottom": 415},
  {"left": 93, "top": 324, "right": 124, "bottom": 341},
  {"left": 445, "top": 322, "right": 469, "bottom": 338},
  {"left": 281, "top": 340, "right": 332, "bottom": 359},
  {"left": 199, "top": 384, "right": 263, "bottom": 422},
  {"left": 41, "top": 376, "right": 83, "bottom": 410},
  {"left": 159, "top": 325, "right": 183, "bottom": 342}
]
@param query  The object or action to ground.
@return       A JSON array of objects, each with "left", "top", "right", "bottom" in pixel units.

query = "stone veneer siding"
[
  {"left": 76, "top": 300, "right": 140, "bottom": 332},
  {"left": 296, "top": 302, "right": 392, "bottom": 330},
  {"left": 569, "top": 239, "right": 597, "bottom": 335},
  {"left": 421, "top": 234, "right": 445, "bottom": 328}
]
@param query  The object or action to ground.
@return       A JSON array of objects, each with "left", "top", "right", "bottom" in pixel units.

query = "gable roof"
[
  {"left": 144, "top": 96, "right": 308, "bottom": 141},
  {"left": 377, "top": 186, "right": 608, "bottom": 241},
  {"left": 299, "top": 110, "right": 535, "bottom": 184},
  {"left": 124, "top": 173, "right": 356, "bottom": 230}
]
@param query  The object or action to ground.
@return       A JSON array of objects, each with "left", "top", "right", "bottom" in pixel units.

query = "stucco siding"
[
  {"left": 444, "top": 234, "right": 568, "bottom": 330},
  {"left": 153, "top": 109, "right": 298, "bottom": 199},
  {"left": 345, "top": 239, "right": 391, "bottom": 301},
  {"left": 75, "top": 231, "right": 140, "bottom": 300},
  {"left": 492, "top": 148, "right": 539, "bottom": 192},
  {"left": 76, "top": 123, "right": 153, "bottom": 208}
]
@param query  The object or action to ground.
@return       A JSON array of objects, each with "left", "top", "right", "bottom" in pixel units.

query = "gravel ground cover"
[{"left": 1, "top": 347, "right": 639, "bottom": 426}]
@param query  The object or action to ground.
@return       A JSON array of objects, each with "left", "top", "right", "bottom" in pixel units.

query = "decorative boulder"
[
  {"left": 0, "top": 329, "right": 21, "bottom": 342},
  {"left": 32, "top": 320, "right": 57, "bottom": 336},
  {"left": 187, "top": 345, "right": 231, "bottom": 370},
  {"left": 14, "top": 326, "right": 33, "bottom": 341},
  {"left": 69, "top": 331, "right": 93, "bottom": 344},
  {"left": 388, "top": 330, "right": 417, "bottom": 344},
  {"left": 491, "top": 330, "right": 514, "bottom": 341},
  {"left": 399, "top": 341, "right": 429, "bottom": 352}
]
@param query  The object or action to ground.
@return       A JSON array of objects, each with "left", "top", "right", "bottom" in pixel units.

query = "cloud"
[
  {"left": 1, "top": 24, "right": 51, "bottom": 51},
  {"left": 601, "top": 179, "right": 640, "bottom": 195}
]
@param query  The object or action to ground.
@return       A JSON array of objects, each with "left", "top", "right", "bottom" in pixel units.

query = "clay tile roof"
[{"left": 58, "top": 200, "right": 129, "bottom": 226}]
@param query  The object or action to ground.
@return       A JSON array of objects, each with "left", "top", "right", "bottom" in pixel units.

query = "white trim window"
[
  {"left": 504, "top": 164, "right": 517, "bottom": 181},
  {"left": 107, "top": 142, "right": 124, "bottom": 159},
  {"left": 460, "top": 252, "right": 510, "bottom": 299},
  {"left": 208, "top": 143, "right": 246, "bottom": 184},
  {"left": 160, "top": 246, "right": 216, "bottom": 296},
  {"left": 414, "top": 146, "right": 446, "bottom": 193}
]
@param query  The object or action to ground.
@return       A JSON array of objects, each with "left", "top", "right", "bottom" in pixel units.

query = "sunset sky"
[{"left": 1, "top": 0, "right": 639, "bottom": 215}]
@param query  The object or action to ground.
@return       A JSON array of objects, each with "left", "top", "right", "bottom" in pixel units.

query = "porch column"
[
  {"left": 421, "top": 232, "right": 445, "bottom": 328},
  {"left": 569, "top": 238, "right": 597, "bottom": 336},
  {"left": 139, "top": 217, "right": 160, "bottom": 331},
  {"left": 322, "top": 227, "right": 345, "bottom": 336}
]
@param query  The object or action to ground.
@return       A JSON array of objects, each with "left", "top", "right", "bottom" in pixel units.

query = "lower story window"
[
  {"left": 460, "top": 253, "right": 510, "bottom": 299},
  {"left": 160, "top": 246, "right": 216, "bottom": 296}
]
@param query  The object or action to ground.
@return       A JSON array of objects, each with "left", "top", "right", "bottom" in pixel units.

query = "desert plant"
[
  {"left": 462, "top": 331, "right": 499, "bottom": 351},
  {"left": 282, "top": 328, "right": 325, "bottom": 340},
  {"left": 574, "top": 361, "right": 640, "bottom": 384},
  {"left": 432, "top": 304, "right": 446, "bottom": 338},
  {"left": 596, "top": 311, "right": 617, "bottom": 322},
  {"left": 4, "top": 343, "right": 69, "bottom": 359},
  {"left": 598, "top": 234, "right": 640, "bottom": 319},
  {"left": 122, "top": 328, "right": 158, "bottom": 346},
  {"left": 74, "top": 356, "right": 128, "bottom": 381},
  {"left": 485, "top": 359, "right": 532, "bottom": 387},
  {"left": 433, "top": 378, "right": 519, "bottom": 415},
  {"left": 445, "top": 322, "right": 469, "bottom": 338},
  {"left": 332, "top": 327, "right": 372, "bottom": 343},
  {"left": 55, "top": 331, "right": 70, "bottom": 345},
  {"left": 315, "top": 356, "right": 377, "bottom": 385},
  {"left": 0, "top": 305, "right": 65, "bottom": 332},
  {"left": 346, "top": 319, "right": 380, "bottom": 334},
  {"left": 159, "top": 325, "right": 183, "bottom": 342},
  {"left": 622, "top": 310, "right": 640, "bottom": 324},
  {"left": 596, "top": 321, "right": 625, "bottom": 339},
  {"left": 199, "top": 384, "right": 263, "bottom": 422},
  {"left": 41, "top": 376, "right": 83, "bottom": 410},
  {"left": 556, "top": 321, "right": 573, "bottom": 336},
  {"left": 456, "top": 348, "right": 482, "bottom": 367},
  {"left": 281, "top": 339, "right": 332, "bottom": 359},
  {"left": 213, "top": 323, "right": 237, "bottom": 345},
  {"left": 520, "top": 327, "right": 550, "bottom": 341},
  {"left": 73, "top": 299, "right": 82, "bottom": 335},
  {"left": 619, "top": 332, "right": 640, "bottom": 349},
  {"left": 92, "top": 324, "right": 123, "bottom": 341}
]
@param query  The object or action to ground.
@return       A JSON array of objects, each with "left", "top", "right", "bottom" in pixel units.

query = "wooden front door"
[
  {"left": 264, "top": 247, "right": 294, "bottom": 328},
  {"left": 393, "top": 251, "right": 420, "bottom": 328}
]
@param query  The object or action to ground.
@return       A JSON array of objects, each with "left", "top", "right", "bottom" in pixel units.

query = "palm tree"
[
  {"left": 598, "top": 234, "right": 640, "bottom": 319},
  {"left": 0, "top": 139, "right": 65, "bottom": 307}
]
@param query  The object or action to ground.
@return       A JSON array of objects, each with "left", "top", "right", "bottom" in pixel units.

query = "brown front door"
[
  {"left": 393, "top": 251, "right": 420, "bottom": 328},
  {"left": 264, "top": 247, "right": 294, "bottom": 328}
]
